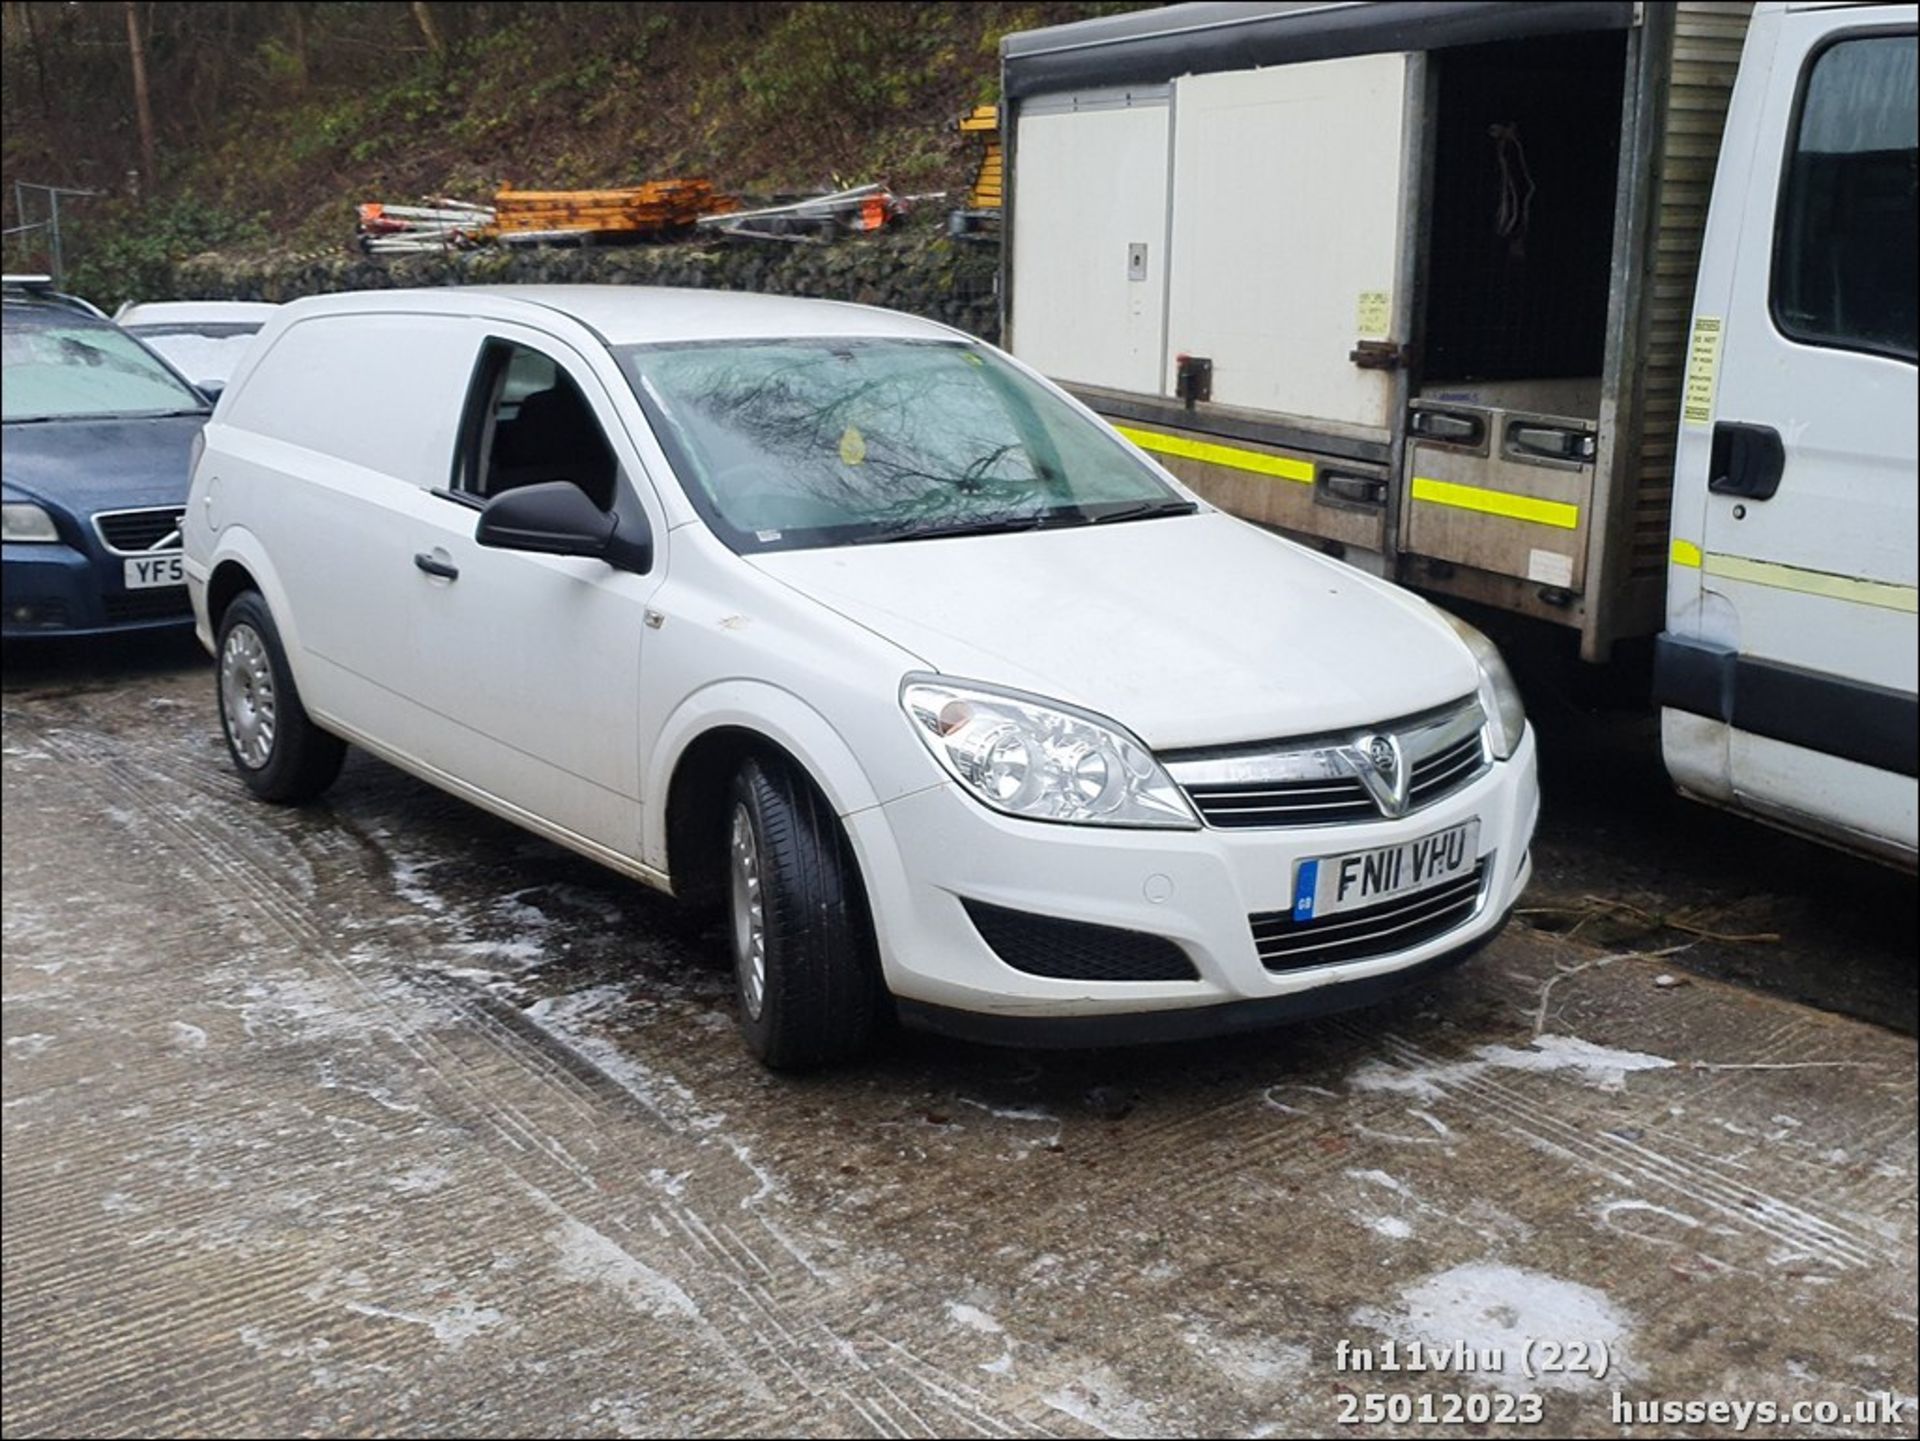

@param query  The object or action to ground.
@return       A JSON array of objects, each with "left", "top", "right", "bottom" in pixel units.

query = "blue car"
[{"left": 2, "top": 294, "right": 212, "bottom": 638}]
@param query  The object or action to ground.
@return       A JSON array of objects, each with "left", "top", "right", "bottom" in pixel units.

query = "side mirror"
[{"left": 474, "top": 481, "right": 652, "bottom": 573}]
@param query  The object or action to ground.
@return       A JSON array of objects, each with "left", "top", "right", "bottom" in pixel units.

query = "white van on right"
[{"left": 1658, "top": 1, "right": 1917, "bottom": 869}]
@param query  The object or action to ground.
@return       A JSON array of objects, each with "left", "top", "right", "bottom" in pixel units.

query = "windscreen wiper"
[
  {"left": 1086, "top": 498, "right": 1200, "bottom": 525},
  {"left": 849, "top": 513, "right": 1061, "bottom": 545}
]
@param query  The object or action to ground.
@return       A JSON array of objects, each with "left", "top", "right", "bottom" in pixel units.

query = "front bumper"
[
  {"left": 2, "top": 542, "right": 194, "bottom": 639},
  {"left": 845, "top": 724, "right": 1539, "bottom": 1034}
]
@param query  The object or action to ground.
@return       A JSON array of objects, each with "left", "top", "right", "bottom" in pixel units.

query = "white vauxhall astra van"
[{"left": 183, "top": 287, "right": 1539, "bottom": 1067}]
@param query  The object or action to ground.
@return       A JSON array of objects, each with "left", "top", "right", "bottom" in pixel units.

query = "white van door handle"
[
  {"left": 414, "top": 551, "right": 460, "bottom": 581},
  {"left": 1708, "top": 422, "right": 1785, "bottom": 501}
]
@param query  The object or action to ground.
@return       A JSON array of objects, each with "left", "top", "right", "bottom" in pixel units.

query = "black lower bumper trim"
[
  {"left": 1654, "top": 633, "right": 1918, "bottom": 778},
  {"left": 896, "top": 909, "right": 1509, "bottom": 1049}
]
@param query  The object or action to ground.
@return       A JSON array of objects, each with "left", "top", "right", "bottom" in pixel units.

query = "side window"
[
  {"left": 1771, "top": 31, "right": 1918, "bottom": 362},
  {"left": 453, "top": 340, "right": 621, "bottom": 510}
]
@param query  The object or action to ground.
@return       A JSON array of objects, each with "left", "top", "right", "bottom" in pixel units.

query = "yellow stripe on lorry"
[
  {"left": 1410, "top": 477, "right": 1580, "bottom": 530},
  {"left": 1115, "top": 425, "right": 1315, "bottom": 484}
]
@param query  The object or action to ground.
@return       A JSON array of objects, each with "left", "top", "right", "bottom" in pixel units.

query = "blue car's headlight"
[{"left": 1, "top": 502, "right": 60, "bottom": 544}]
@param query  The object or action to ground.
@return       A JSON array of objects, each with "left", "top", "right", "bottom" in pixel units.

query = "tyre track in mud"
[
  {"left": 6, "top": 710, "right": 1056, "bottom": 1438},
  {"left": 7, "top": 676, "right": 1916, "bottom": 1438},
  {"left": 1349, "top": 1023, "right": 1901, "bottom": 1273},
  {"left": 48, "top": 700, "right": 1920, "bottom": 1304}
]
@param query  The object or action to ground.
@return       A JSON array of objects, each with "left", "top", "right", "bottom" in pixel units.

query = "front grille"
[
  {"left": 1408, "top": 732, "right": 1488, "bottom": 808},
  {"left": 1250, "top": 860, "right": 1488, "bottom": 972},
  {"left": 102, "top": 590, "right": 192, "bottom": 624},
  {"left": 1166, "top": 698, "right": 1489, "bottom": 828},
  {"left": 94, "top": 507, "right": 185, "bottom": 553},
  {"left": 1184, "top": 777, "right": 1379, "bottom": 828},
  {"left": 963, "top": 900, "right": 1198, "bottom": 982}
]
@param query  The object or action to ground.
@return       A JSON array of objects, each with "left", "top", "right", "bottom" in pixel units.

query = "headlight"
[
  {"left": 1438, "top": 612, "right": 1526, "bottom": 759},
  {"left": 1, "top": 502, "right": 60, "bottom": 544},
  {"left": 901, "top": 676, "right": 1198, "bottom": 828}
]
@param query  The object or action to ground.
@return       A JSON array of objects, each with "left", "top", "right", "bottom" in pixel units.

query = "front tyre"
[
  {"left": 729, "top": 756, "right": 881, "bottom": 1069},
  {"left": 216, "top": 591, "right": 346, "bottom": 804}
]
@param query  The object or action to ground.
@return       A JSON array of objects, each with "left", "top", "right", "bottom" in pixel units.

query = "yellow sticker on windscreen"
[{"left": 839, "top": 426, "right": 867, "bottom": 466}]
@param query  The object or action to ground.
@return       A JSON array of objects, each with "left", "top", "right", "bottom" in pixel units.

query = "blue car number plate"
[{"left": 123, "top": 555, "right": 185, "bottom": 589}]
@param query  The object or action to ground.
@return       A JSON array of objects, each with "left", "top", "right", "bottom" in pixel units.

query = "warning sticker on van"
[
  {"left": 1356, "top": 290, "right": 1392, "bottom": 340},
  {"left": 1683, "top": 315, "right": 1723, "bottom": 425}
]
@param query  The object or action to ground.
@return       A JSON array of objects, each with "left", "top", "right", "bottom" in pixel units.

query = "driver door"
[{"left": 405, "top": 329, "right": 667, "bottom": 858}]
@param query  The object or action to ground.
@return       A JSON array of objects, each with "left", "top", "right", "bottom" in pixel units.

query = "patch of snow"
[
  {"left": 549, "top": 1216, "right": 700, "bottom": 1321},
  {"left": 387, "top": 854, "right": 449, "bottom": 914},
  {"left": 1597, "top": 1198, "right": 1699, "bottom": 1235},
  {"left": 1040, "top": 1365, "right": 1161, "bottom": 1437},
  {"left": 343, "top": 1298, "right": 505, "bottom": 1347},
  {"left": 521, "top": 986, "right": 725, "bottom": 1133},
  {"left": 646, "top": 1168, "right": 689, "bottom": 1199},
  {"left": 946, "top": 1301, "right": 1003, "bottom": 1335},
  {"left": 957, "top": 1097, "right": 1058, "bottom": 1123},
  {"left": 1354, "top": 1262, "right": 1637, "bottom": 1392},
  {"left": 1369, "top": 1216, "right": 1413, "bottom": 1240},
  {"left": 449, "top": 938, "right": 546, "bottom": 969},
  {"left": 389, "top": 1164, "right": 452, "bottom": 1196},
  {"left": 1346, "top": 1168, "right": 1413, "bottom": 1197},
  {"left": 723, "top": 1138, "right": 781, "bottom": 1209},
  {"left": 1351, "top": 1034, "right": 1675, "bottom": 1099}
]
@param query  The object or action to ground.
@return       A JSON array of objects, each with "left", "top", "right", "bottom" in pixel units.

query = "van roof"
[
  {"left": 278, "top": 285, "right": 962, "bottom": 348},
  {"left": 1000, "top": 1, "right": 1638, "bottom": 98}
]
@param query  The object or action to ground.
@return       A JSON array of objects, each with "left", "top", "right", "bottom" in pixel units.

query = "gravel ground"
[{"left": 4, "top": 640, "right": 1915, "bottom": 1437}]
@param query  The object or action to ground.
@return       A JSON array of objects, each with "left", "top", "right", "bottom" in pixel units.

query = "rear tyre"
[
  {"left": 216, "top": 591, "right": 345, "bottom": 804},
  {"left": 728, "top": 755, "right": 881, "bottom": 1069}
]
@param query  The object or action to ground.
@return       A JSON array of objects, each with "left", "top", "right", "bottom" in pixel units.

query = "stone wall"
[{"left": 170, "top": 222, "right": 1002, "bottom": 343}]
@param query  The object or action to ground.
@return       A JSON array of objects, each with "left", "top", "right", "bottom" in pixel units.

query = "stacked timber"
[{"left": 492, "top": 180, "right": 736, "bottom": 243}]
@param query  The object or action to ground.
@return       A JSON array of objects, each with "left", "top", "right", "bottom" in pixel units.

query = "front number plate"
[
  {"left": 123, "top": 555, "right": 185, "bottom": 589},
  {"left": 1292, "top": 819, "right": 1480, "bottom": 922}
]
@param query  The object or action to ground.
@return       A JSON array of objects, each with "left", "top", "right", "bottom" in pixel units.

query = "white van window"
[
  {"left": 453, "top": 340, "right": 619, "bottom": 511},
  {"left": 1772, "top": 31, "right": 1918, "bottom": 362}
]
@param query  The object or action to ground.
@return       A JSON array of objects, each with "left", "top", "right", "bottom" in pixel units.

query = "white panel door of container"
[
  {"left": 1166, "top": 55, "right": 1409, "bottom": 429},
  {"left": 1010, "top": 101, "right": 1169, "bottom": 394}
]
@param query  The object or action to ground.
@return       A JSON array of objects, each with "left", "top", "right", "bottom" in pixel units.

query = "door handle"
[
  {"left": 1708, "top": 422, "right": 1785, "bottom": 501},
  {"left": 1507, "top": 423, "right": 1596, "bottom": 464},
  {"left": 1409, "top": 408, "right": 1485, "bottom": 446},
  {"left": 414, "top": 552, "right": 459, "bottom": 580}
]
